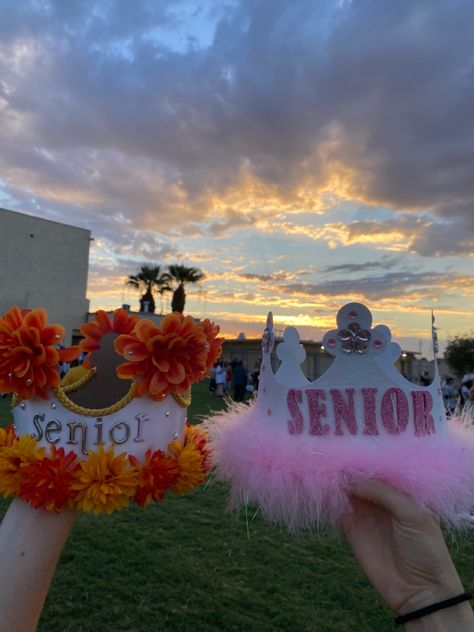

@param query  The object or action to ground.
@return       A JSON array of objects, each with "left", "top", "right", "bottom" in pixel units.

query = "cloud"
[
  {"left": 0, "top": 0, "right": 473, "bottom": 258},
  {"left": 280, "top": 271, "right": 474, "bottom": 302}
]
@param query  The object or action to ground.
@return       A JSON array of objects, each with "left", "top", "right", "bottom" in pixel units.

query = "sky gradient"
[{"left": 1, "top": 0, "right": 473, "bottom": 354}]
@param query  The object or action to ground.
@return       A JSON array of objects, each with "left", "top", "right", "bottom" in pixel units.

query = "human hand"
[{"left": 340, "top": 480, "right": 470, "bottom": 623}]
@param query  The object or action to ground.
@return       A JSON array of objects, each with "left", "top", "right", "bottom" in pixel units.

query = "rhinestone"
[
  {"left": 165, "top": 411, "right": 170, "bottom": 417},
  {"left": 172, "top": 432, "right": 178, "bottom": 439},
  {"left": 128, "top": 350, "right": 134, "bottom": 356},
  {"left": 204, "top": 343, "right": 210, "bottom": 351},
  {"left": 55, "top": 334, "right": 61, "bottom": 339},
  {"left": 357, "top": 329, "right": 371, "bottom": 342},
  {"left": 26, "top": 378, "right": 32, "bottom": 385},
  {"left": 373, "top": 339, "right": 383, "bottom": 348},
  {"left": 342, "top": 340, "right": 353, "bottom": 353},
  {"left": 327, "top": 338, "right": 336, "bottom": 347},
  {"left": 20, "top": 402, "right": 26, "bottom": 409},
  {"left": 51, "top": 402, "right": 57, "bottom": 409},
  {"left": 8, "top": 372, "right": 12, "bottom": 378},
  {"left": 349, "top": 310, "right": 357, "bottom": 319},
  {"left": 338, "top": 329, "right": 351, "bottom": 341},
  {"left": 354, "top": 342, "right": 367, "bottom": 354},
  {"left": 348, "top": 322, "right": 360, "bottom": 334}
]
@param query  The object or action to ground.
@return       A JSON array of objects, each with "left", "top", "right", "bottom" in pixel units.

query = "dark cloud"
[
  {"left": 320, "top": 255, "right": 403, "bottom": 275},
  {"left": 0, "top": 0, "right": 474, "bottom": 255},
  {"left": 280, "top": 271, "right": 473, "bottom": 301}
]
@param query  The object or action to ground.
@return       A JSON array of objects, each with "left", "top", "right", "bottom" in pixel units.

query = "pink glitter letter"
[
  {"left": 361, "top": 388, "right": 379, "bottom": 435},
  {"left": 381, "top": 388, "right": 409, "bottom": 434},
  {"left": 306, "top": 389, "right": 329, "bottom": 436},
  {"left": 287, "top": 389, "right": 304, "bottom": 435},
  {"left": 412, "top": 391, "right": 436, "bottom": 436},
  {"left": 330, "top": 389, "right": 357, "bottom": 435}
]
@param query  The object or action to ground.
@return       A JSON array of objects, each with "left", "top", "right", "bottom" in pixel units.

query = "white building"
[{"left": 0, "top": 208, "right": 91, "bottom": 344}]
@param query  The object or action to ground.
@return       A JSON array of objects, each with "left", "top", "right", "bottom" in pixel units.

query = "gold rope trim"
[
  {"left": 53, "top": 383, "right": 136, "bottom": 417},
  {"left": 172, "top": 388, "right": 191, "bottom": 408},
  {"left": 62, "top": 368, "right": 96, "bottom": 393}
]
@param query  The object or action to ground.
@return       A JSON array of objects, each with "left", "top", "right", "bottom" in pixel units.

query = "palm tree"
[
  {"left": 168, "top": 264, "right": 204, "bottom": 313},
  {"left": 127, "top": 265, "right": 171, "bottom": 314}
]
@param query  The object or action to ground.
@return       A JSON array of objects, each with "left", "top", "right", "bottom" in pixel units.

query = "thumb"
[{"left": 347, "top": 479, "right": 421, "bottom": 524}]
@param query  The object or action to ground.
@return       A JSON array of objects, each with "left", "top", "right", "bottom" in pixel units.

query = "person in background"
[
  {"left": 209, "top": 362, "right": 217, "bottom": 394},
  {"left": 460, "top": 376, "right": 474, "bottom": 408},
  {"left": 214, "top": 361, "right": 226, "bottom": 398},
  {"left": 232, "top": 361, "right": 248, "bottom": 402},
  {"left": 442, "top": 376, "right": 457, "bottom": 417},
  {"left": 225, "top": 362, "right": 233, "bottom": 394}
]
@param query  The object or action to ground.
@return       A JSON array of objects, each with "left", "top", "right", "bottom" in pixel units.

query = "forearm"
[{"left": 0, "top": 498, "right": 76, "bottom": 632}]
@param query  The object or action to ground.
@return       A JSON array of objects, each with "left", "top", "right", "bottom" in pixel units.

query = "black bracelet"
[{"left": 395, "top": 591, "right": 472, "bottom": 625}]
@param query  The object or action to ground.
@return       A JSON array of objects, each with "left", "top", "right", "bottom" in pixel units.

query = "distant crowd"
[
  {"left": 209, "top": 360, "right": 259, "bottom": 402},
  {"left": 442, "top": 373, "right": 474, "bottom": 418}
]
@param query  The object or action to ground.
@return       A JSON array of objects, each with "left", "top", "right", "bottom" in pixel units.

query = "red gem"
[
  {"left": 349, "top": 310, "right": 357, "bottom": 319},
  {"left": 374, "top": 340, "right": 382, "bottom": 348}
]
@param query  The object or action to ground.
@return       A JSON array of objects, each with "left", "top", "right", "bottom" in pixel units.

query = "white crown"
[{"left": 257, "top": 302, "right": 445, "bottom": 438}]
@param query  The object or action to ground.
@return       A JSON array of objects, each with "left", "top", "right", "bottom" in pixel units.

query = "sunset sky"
[{"left": 0, "top": 0, "right": 473, "bottom": 353}]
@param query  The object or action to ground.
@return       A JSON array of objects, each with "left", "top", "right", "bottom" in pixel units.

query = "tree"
[
  {"left": 444, "top": 334, "right": 474, "bottom": 377},
  {"left": 167, "top": 264, "right": 204, "bottom": 313},
  {"left": 127, "top": 265, "right": 171, "bottom": 314}
]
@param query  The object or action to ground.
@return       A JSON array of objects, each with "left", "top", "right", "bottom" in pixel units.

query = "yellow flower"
[
  {"left": 0, "top": 435, "right": 45, "bottom": 497},
  {"left": 169, "top": 439, "right": 205, "bottom": 495},
  {"left": 71, "top": 445, "right": 139, "bottom": 514}
]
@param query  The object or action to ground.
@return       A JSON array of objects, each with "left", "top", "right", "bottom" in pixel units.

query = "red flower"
[
  {"left": 80, "top": 308, "right": 138, "bottom": 368},
  {"left": 115, "top": 313, "right": 218, "bottom": 400},
  {"left": 130, "top": 449, "right": 179, "bottom": 507},
  {"left": 19, "top": 447, "right": 79, "bottom": 512},
  {"left": 0, "top": 306, "right": 79, "bottom": 400}
]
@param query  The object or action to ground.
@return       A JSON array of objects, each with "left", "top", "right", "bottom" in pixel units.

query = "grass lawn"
[{"left": 1, "top": 385, "right": 474, "bottom": 631}]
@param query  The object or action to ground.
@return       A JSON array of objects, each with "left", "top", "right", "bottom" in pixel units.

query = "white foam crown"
[{"left": 257, "top": 303, "right": 445, "bottom": 439}]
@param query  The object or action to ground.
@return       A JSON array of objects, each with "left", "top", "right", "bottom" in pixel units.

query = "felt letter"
[
  {"left": 412, "top": 391, "right": 436, "bottom": 436},
  {"left": 330, "top": 389, "right": 357, "bottom": 435},
  {"left": 361, "top": 388, "right": 379, "bottom": 435},
  {"left": 287, "top": 389, "right": 304, "bottom": 434},
  {"left": 306, "top": 389, "right": 329, "bottom": 436},
  {"left": 381, "top": 388, "right": 409, "bottom": 434}
]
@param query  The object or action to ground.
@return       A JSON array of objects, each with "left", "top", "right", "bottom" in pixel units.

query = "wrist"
[
  {"left": 396, "top": 578, "right": 474, "bottom": 631},
  {"left": 398, "top": 576, "right": 465, "bottom": 616}
]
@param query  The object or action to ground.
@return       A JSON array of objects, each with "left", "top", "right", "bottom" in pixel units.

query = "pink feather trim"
[{"left": 205, "top": 402, "right": 474, "bottom": 531}]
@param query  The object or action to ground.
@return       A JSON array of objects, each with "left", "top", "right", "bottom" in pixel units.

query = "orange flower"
[
  {"left": 71, "top": 445, "right": 139, "bottom": 514},
  {"left": 80, "top": 308, "right": 138, "bottom": 368},
  {"left": 115, "top": 312, "right": 218, "bottom": 400},
  {"left": 0, "top": 424, "right": 16, "bottom": 449},
  {"left": 200, "top": 319, "right": 223, "bottom": 368},
  {"left": 0, "top": 306, "right": 79, "bottom": 400},
  {"left": 168, "top": 438, "right": 205, "bottom": 495},
  {"left": 19, "top": 447, "right": 79, "bottom": 512},
  {"left": 0, "top": 435, "right": 45, "bottom": 497},
  {"left": 130, "top": 449, "right": 179, "bottom": 507}
]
